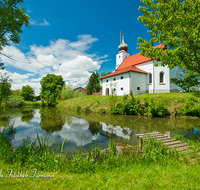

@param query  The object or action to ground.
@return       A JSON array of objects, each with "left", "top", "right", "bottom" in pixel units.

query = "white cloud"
[
  {"left": 1, "top": 35, "right": 108, "bottom": 95},
  {"left": 30, "top": 18, "right": 50, "bottom": 26}
]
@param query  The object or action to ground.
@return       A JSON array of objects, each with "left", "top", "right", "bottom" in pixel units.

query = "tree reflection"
[
  {"left": 88, "top": 121, "right": 102, "bottom": 135},
  {"left": 39, "top": 107, "right": 65, "bottom": 132},
  {"left": 0, "top": 116, "right": 11, "bottom": 127},
  {"left": 21, "top": 110, "right": 34, "bottom": 123}
]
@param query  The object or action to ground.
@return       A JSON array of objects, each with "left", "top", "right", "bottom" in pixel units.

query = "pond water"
[{"left": 0, "top": 107, "right": 200, "bottom": 151}]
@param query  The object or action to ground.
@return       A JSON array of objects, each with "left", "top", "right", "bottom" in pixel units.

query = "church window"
[
  {"left": 114, "top": 88, "right": 116, "bottom": 91},
  {"left": 160, "top": 72, "right": 164, "bottom": 83},
  {"left": 121, "top": 76, "right": 123, "bottom": 79},
  {"left": 113, "top": 78, "right": 116, "bottom": 81},
  {"left": 121, "top": 87, "right": 123, "bottom": 90},
  {"left": 106, "top": 80, "right": 108, "bottom": 82},
  {"left": 149, "top": 73, "right": 152, "bottom": 84},
  {"left": 137, "top": 87, "right": 140, "bottom": 90},
  {"left": 119, "top": 55, "right": 120, "bottom": 58}
]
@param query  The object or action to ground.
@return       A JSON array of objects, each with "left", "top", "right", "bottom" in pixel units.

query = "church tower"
[{"left": 116, "top": 33, "right": 130, "bottom": 70}]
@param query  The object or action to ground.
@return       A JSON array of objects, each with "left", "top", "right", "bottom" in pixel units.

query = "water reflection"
[
  {"left": 39, "top": 107, "right": 65, "bottom": 132},
  {"left": 0, "top": 107, "right": 199, "bottom": 150},
  {"left": 21, "top": 110, "right": 35, "bottom": 123}
]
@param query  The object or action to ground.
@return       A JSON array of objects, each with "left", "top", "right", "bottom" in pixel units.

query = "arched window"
[
  {"left": 149, "top": 73, "right": 152, "bottom": 84},
  {"left": 160, "top": 72, "right": 164, "bottom": 83}
]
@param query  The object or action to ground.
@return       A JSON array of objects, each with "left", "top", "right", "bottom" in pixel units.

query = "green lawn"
[
  {"left": 1, "top": 161, "right": 200, "bottom": 189},
  {"left": 57, "top": 92, "right": 200, "bottom": 117}
]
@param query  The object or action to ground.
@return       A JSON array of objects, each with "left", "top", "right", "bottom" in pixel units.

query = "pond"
[{"left": 0, "top": 107, "right": 200, "bottom": 151}]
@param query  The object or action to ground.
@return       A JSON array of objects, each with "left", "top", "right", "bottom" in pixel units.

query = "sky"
[{"left": 1, "top": 0, "right": 150, "bottom": 95}]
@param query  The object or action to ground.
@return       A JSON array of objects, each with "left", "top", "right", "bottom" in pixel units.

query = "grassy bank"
[
  {"left": 0, "top": 127, "right": 200, "bottom": 189},
  {"left": 57, "top": 92, "right": 200, "bottom": 117}
]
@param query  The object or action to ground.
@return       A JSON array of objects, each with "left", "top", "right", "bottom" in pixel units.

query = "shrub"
[
  {"left": 145, "top": 99, "right": 170, "bottom": 117},
  {"left": 99, "top": 109, "right": 106, "bottom": 114},
  {"left": 76, "top": 106, "right": 81, "bottom": 112},
  {"left": 84, "top": 106, "right": 90, "bottom": 113},
  {"left": 5, "top": 94, "right": 23, "bottom": 107}
]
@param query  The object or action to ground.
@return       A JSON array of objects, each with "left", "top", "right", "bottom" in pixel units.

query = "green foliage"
[
  {"left": 145, "top": 99, "right": 170, "bottom": 117},
  {"left": 86, "top": 72, "right": 100, "bottom": 95},
  {"left": 122, "top": 94, "right": 128, "bottom": 102},
  {"left": 61, "top": 83, "right": 73, "bottom": 100},
  {"left": 84, "top": 106, "right": 90, "bottom": 113},
  {"left": 0, "top": 73, "right": 12, "bottom": 106},
  {"left": 0, "top": 0, "right": 30, "bottom": 51},
  {"left": 76, "top": 106, "right": 81, "bottom": 112},
  {"left": 20, "top": 85, "right": 35, "bottom": 101},
  {"left": 178, "top": 100, "right": 200, "bottom": 117},
  {"left": 100, "top": 71, "right": 111, "bottom": 78},
  {"left": 5, "top": 94, "right": 23, "bottom": 107},
  {"left": 40, "top": 74, "right": 65, "bottom": 106},
  {"left": 137, "top": 0, "right": 200, "bottom": 74},
  {"left": 21, "top": 101, "right": 42, "bottom": 107},
  {"left": 110, "top": 92, "right": 143, "bottom": 115},
  {"left": 171, "top": 68, "right": 200, "bottom": 92},
  {"left": 142, "top": 136, "right": 178, "bottom": 164},
  {"left": 12, "top": 89, "right": 21, "bottom": 96},
  {"left": 99, "top": 108, "right": 106, "bottom": 114}
]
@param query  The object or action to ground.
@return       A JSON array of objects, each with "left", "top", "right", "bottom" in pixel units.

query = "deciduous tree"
[
  {"left": 0, "top": 0, "right": 30, "bottom": 51},
  {"left": 0, "top": 73, "right": 12, "bottom": 106},
  {"left": 0, "top": 0, "right": 30, "bottom": 68},
  {"left": 171, "top": 68, "right": 200, "bottom": 92},
  {"left": 20, "top": 85, "right": 35, "bottom": 101},
  {"left": 137, "top": 0, "right": 200, "bottom": 73},
  {"left": 40, "top": 74, "right": 65, "bottom": 106}
]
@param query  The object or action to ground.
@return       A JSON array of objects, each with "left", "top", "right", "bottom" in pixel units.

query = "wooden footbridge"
[{"left": 135, "top": 132, "right": 200, "bottom": 161}]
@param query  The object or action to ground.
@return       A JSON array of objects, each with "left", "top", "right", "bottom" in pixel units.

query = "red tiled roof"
[
  {"left": 100, "top": 44, "right": 164, "bottom": 79},
  {"left": 117, "top": 44, "right": 164, "bottom": 70},
  {"left": 100, "top": 65, "right": 147, "bottom": 79}
]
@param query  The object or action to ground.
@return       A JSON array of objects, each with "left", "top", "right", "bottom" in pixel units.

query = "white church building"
[{"left": 101, "top": 36, "right": 177, "bottom": 96}]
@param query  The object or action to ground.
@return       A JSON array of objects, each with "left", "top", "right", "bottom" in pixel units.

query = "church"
[{"left": 101, "top": 35, "right": 177, "bottom": 96}]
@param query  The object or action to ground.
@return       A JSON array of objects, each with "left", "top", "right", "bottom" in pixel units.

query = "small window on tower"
[
  {"left": 106, "top": 80, "right": 108, "bottom": 82},
  {"left": 113, "top": 78, "right": 116, "bottom": 81},
  {"left": 121, "top": 87, "right": 123, "bottom": 90},
  {"left": 121, "top": 76, "right": 123, "bottom": 79},
  {"left": 119, "top": 55, "right": 120, "bottom": 58},
  {"left": 137, "top": 87, "right": 140, "bottom": 90}
]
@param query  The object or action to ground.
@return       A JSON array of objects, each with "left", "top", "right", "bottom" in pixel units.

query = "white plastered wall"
[
  {"left": 130, "top": 72, "right": 147, "bottom": 94},
  {"left": 102, "top": 73, "right": 130, "bottom": 96},
  {"left": 136, "top": 61, "right": 154, "bottom": 93},
  {"left": 116, "top": 51, "right": 130, "bottom": 70},
  {"left": 154, "top": 65, "right": 170, "bottom": 93}
]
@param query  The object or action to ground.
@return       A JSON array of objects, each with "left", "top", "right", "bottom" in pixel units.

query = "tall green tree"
[
  {"left": 0, "top": 0, "right": 30, "bottom": 68},
  {"left": 40, "top": 74, "right": 65, "bottom": 106},
  {"left": 86, "top": 72, "right": 100, "bottom": 95},
  {"left": 0, "top": 73, "right": 12, "bottom": 106},
  {"left": 171, "top": 68, "right": 200, "bottom": 92},
  {"left": 20, "top": 85, "right": 35, "bottom": 101},
  {"left": 137, "top": 0, "right": 200, "bottom": 74}
]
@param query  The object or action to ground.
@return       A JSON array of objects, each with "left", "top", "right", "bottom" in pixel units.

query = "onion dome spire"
[{"left": 118, "top": 34, "right": 128, "bottom": 52}]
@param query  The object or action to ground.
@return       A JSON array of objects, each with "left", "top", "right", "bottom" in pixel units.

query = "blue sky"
[{"left": 1, "top": 0, "right": 150, "bottom": 95}]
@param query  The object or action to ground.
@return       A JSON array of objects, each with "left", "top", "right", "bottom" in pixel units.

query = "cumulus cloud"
[{"left": 1, "top": 35, "right": 108, "bottom": 95}]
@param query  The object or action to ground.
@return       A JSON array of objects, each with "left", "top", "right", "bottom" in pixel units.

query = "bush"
[
  {"left": 5, "top": 94, "right": 23, "bottom": 107},
  {"left": 76, "top": 106, "right": 81, "bottom": 112},
  {"left": 144, "top": 99, "right": 170, "bottom": 117},
  {"left": 178, "top": 100, "right": 200, "bottom": 117}
]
